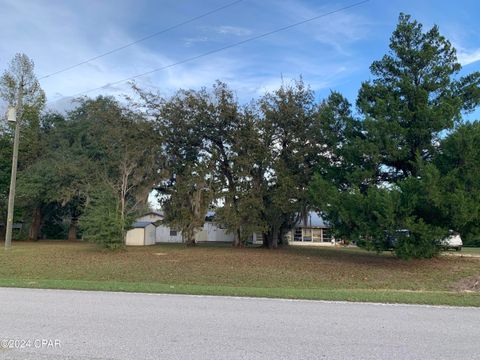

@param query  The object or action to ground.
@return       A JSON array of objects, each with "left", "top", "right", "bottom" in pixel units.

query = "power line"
[
  {"left": 64, "top": 0, "right": 370, "bottom": 98},
  {"left": 39, "top": 0, "right": 244, "bottom": 80}
]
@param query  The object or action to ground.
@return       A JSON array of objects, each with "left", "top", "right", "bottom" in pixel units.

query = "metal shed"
[{"left": 125, "top": 221, "right": 156, "bottom": 246}]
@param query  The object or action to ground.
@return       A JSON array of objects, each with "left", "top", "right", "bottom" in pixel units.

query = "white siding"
[
  {"left": 126, "top": 228, "right": 145, "bottom": 246},
  {"left": 252, "top": 232, "right": 264, "bottom": 245},
  {"left": 195, "top": 229, "right": 208, "bottom": 242},
  {"left": 194, "top": 223, "right": 234, "bottom": 242},
  {"left": 144, "top": 224, "right": 156, "bottom": 245},
  {"left": 155, "top": 225, "right": 183, "bottom": 243},
  {"left": 154, "top": 222, "right": 234, "bottom": 243},
  {"left": 126, "top": 225, "right": 156, "bottom": 246}
]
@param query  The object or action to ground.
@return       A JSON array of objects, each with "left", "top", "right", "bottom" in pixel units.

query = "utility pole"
[{"left": 4, "top": 81, "right": 23, "bottom": 250}]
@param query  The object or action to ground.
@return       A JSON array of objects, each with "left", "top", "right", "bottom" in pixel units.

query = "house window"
[
  {"left": 322, "top": 229, "right": 332, "bottom": 242},
  {"left": 312, "top": 229, "right": 322, "bottom": 242},
  {"left": 294, "top": 228, "right": 302, "bottom": 241},
  {"left": 170, "top": 229, "right": 178, "bottom": 236},
  {"left": 303, "top": 228, "right": 312, "bottom": 242}
]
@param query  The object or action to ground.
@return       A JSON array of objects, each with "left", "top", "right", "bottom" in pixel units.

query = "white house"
[
  {"left": 125, "top": 211, "right": 236, "bottom": 245},
  {"left": 126, "top": 211, "right": 328, "bottom": 246},
  {"left": 156, "top": 224, "right": 184, "bottom": 243},
  {"left": 133, "top": 211, "right": 181, "bottom": 243},
  {"left": 195, "top": 222, "right": 235, "bottom": 243},
  {"left": 136, "top": 211, "right": 163, "bottom": 223},
  {"left": 125, "top": 221, "right": 156, "bottom": 246}
]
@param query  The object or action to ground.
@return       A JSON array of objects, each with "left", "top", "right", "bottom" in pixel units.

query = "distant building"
[
  {"left": 136, "top": 211, "right": 164, "bottom": 223},
  {"left": 126, "top": 211, "right": 331, "bottom": 246},
  {"left": 125, "top": 221, "right": 156, "bottom": 246},
  {"left": 125, "top": 211, "right": 241, "bottom": 245},
  {"left": 285, "top": 212, "right": 333, "bottom": 244}
]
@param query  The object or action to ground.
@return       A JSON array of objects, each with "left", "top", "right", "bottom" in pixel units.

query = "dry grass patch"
[
  {"left": 0, "top": 241, "right": 478, "bottom": 291},
  {"left": 0, "top": 241, "right": 479, "bottom": 305},
  {"left": 451, "top": 275, "right": 480, "bottom": 292}
]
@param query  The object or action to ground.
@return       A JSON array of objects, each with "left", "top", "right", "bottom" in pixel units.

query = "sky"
[{"left": 1, "top": 0, "right": 479, "bottom": 119}]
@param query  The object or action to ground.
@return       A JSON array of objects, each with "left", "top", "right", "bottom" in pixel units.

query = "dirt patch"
[
  {"left": 452, "top": 275, "right": 480, "bottom": 292},
  {"left": 443, "top": 252, "right": 480, "bottom": 259}
]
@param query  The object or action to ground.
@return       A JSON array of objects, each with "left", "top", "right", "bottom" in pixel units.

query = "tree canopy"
[
  {"left": 1, "top": 14, "right": 479, "bottom": 257},
  {"left": 310, "top": 13, "right": 480, "bottom": 258}
]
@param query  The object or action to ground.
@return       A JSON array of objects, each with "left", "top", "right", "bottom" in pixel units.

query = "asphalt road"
[{"left": 0, "top": 288, "right": 479, "bottom": 360}]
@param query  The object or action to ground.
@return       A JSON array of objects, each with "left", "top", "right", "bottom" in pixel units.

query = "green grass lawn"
[{"left": 0, "top": 241, "right": 479, "bottom": 306}]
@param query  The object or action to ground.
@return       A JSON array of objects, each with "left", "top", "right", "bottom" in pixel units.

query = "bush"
[
  {"left": 393, "top": 220, "right": 444, "bottom": 260},
  {"left": 80, "top": 187, "right": 126, "bottom": 250},
  {"left": 464, "top": 234, "right": 480, "bottom": 247}
]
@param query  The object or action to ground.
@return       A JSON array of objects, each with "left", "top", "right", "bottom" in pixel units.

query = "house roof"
[
  {"left": 142, "top": 211, "right": 164, "bottom": 217},
  {"left": 205, "top": 211, "right": 216, "bottom": 221},
  {"left": 297, "top": 212, "right": 330, "bottom": 228},
  {"left": 131, "top": 221, "right": 154, "bottom": 228},
  {"left": 204, "top": 210, "right": 329, "bottom": 228}
]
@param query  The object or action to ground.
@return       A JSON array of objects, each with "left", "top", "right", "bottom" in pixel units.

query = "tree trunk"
[
  {"left": 184, "top": 227, "right": 196, "bottom": 246},
  {"left": 120, "top": 194, "right": 125, "bottom": 224},
  {"left": 29, "top": 206, "right": 42, "bottom": 241},
  {"left": 279, "top": 228, "right": 288, "bottom": 246},
  {"left": 67, "top": 216, "right": 78, "bottom": 241},
  {"left": 270, "top": 227, "right": 279, "bottom": 249},
  {"left": 232, "top": 228, "right": 242, "bottom": 247},
  {"left": 135, "top": 185, "right": 152, "bottom": 210},
  {"left": 185, "top": 238, "right": 196, "bottom": 246},
  {"left": 262, "top": 232, "right": 269, "bottom": 248},
  {"left": 263, "top": 229, "right": 279, "bottom": 249}
]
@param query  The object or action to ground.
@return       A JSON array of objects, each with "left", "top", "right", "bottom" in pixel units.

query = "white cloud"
[
  {"left": 456, "top": 48, "right": 480, "bottom": 66},
  {"left": 1, "top": 0, "right": 366, "bottom": 113},
  {"left": 214, "top": 26, "right": 252, "bottom": 37},
  {"left": 1, "top": 1, "right": 246, "bottom": 106}
]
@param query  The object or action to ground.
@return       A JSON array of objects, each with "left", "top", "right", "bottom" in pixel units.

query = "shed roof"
[
  {"left": 131, "top": 221, "right": 154, "bottom": 228},
  {"left": 143, "top": 211, "right": 164, "bottom": 217}
]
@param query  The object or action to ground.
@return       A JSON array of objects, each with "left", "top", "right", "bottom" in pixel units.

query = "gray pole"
[{"left": 4, "top": 81, "right": 23, "bottom": 250}]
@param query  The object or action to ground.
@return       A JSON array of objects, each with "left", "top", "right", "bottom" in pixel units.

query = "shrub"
[
  {"left": 80, "top": 187, "right": 126, "bottom": 250},
  {"left": 394, "top": 220, "right": 444, "bottom": 260},
  {"left": 464, "top": 234, "right": 480, "bottom": 247}
]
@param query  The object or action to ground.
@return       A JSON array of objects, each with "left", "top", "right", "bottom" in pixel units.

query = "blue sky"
[{"left": 1, "top": 0, "right": 479, "bottom": 119}]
